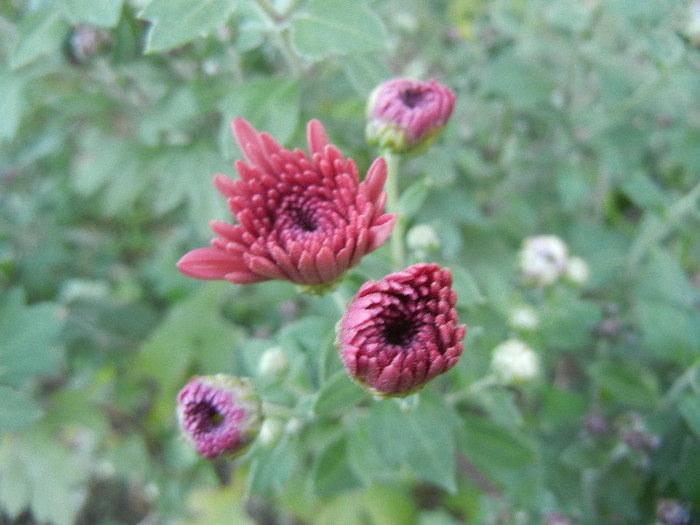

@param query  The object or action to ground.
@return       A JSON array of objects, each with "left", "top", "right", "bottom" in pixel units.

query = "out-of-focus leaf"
[
  {"left": 340, "top": 52, "right": 390, "bottom": 95},
  {"left": 460, "top": 413, "right": 536, "bottom": 470},
  {"left": 679, "top": 394, "right": 700, "bottom": 441},
  {"left": 539, "top": 288, "right": 601, "bottom": 351},
  {"left": 0, "top": 289, "right": 64, "bottom": 388},
  {"left": 290, "top": 0, "right": 388, "bottom": 60},
  {"left": 451, "top": 265, "right": 486, "bottom": 308},
  {"left": 10, "top": 9, "right": 69, "bottom": 69},
  {"left": 313, "top": 371, "right": 366, "bottom": 416},
  {"left": 59, "top": 0, "right": 124, "bottom": 27},
  {"left": 312, "top": 436, "right": 362, "bottom": 496},
  {"left": 180, "top": 474, "right": 255, "bottom": 525},
  {"left": 398, "top": 180, "right": 429, "bottom": 218},
  {"left": 134, "top": 283, "right": 245, "bottom": 424},
  {"left": 247, "top": 437, "right": 299, "bottom": 494},
  {"left": 219, "top": 78, "right": 301, "bottom": 160},
  {"left": 0, "top": 387, "right": 43, "bottom": 433},
  {"left": 588, "top": 361, "right": 659, "bottom": 410},
  {"left": 139, "top": 0, "right": 236, "bottom": 52},
  {"left": 0, "top": 72, "right": 25, "bottom": 141}
]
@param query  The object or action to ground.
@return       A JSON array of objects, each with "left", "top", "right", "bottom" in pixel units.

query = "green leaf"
[
  {"left": 290, "top": 0, "right": 388, "bottom": 60},
  {"left": 312, "top": 436, "right": 362, "bottom": 496},
  {"left": 313, "top": 371, "right": 366, "bottom": 416},
  {"left": 247, "top": 437, "right": 299, "bottom": 494},
  {"left": 397, "top": 180, "right": 429, "bottom": 218},
  {"left": 460, "top": 413, "right": 536, "bottom": 470},
  {"left": 133, "top": 283, "right": 245, "bottom": 424},
  {"left": 219, "top": 78, "right": 301, "bottom": 160},
  {"left": 0, "top": 387, "right": 43, "bottom": 433},
  {"left": 0, "top": 289, "right": 64, "bottom": 388},
  {"left": 679, "top": 394, "right": 700, "bottom": 441},
  {"left": 59, "top": 0, "right": 124, "bottom": 27},
  {"left": 139, "top": 0, "right": 236, "bottom": 52},
  {"left": 10, "top": 9, "right": 69, "bottom": 69},
  {"left": 340, "top": 52, "right": 390, "bottom": 95},
  {"left": 588, "top": 361, "right": 659, "bottom": 410},
  {"left": 368, "top": 393, "right": 458, "bottom": 492},
  {"left": 451, "top": 265, "right": 486, "bottom": 308},
  {"left": 0, "top": 71, "right": 25, "bottom": 141}
]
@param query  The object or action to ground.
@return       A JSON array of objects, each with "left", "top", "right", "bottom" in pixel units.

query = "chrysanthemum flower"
[
  {"left": 176, "top": 374, "right": 262, "bottom": 459},
  {"left": 338, "top": 263, "right": 466, "bottom": 397},
  {"left": 177, "top": 118, "right": 396, "bottom": 290},
  {"left": 366, "top": 78, "right": 456, "bottom": 153}
]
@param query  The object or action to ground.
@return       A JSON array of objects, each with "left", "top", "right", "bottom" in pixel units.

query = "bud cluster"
[{"left": 518, "top": 235, "right": 589, "bottom": 287}]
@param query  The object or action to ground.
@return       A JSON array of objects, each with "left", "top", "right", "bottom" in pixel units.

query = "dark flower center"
[
  {"left": 282, "top": 201, "right": 319, "bottom": 233},
  {"left": 190, "top": 401, "right": 224, "bottom": 433},
  {"left": 400, "top": 88, "right": 426, "bottom": 109},
  {"left": 381, "top": 312, "right": 420, "bottom": 348}
]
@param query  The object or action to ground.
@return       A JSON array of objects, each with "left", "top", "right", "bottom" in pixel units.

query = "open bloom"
[
  {"left": 176, "top": 375, "right": 262, "bottom": 459},
  {"left": 338, "top": 263, "right": 466, "bottom": 397},
  {"left": 177, "top": 118, "right": 395, "bottom": 288},
  {"left": 366, "top": 78, "right": 456, "bottom": 153}
]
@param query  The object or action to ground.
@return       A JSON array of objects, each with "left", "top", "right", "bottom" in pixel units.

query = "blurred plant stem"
[
  {"left": 383, "top": 149, "right": 405, "bottom": 270},
  {"left": 254, "top": 0, "right": 304, "bottom": 77},
  {"left": 627, "top": 178, "right": 700, "bottom": 275}
]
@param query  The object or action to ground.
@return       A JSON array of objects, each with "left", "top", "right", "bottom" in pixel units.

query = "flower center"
[
  {"left": 279, "top": 199, "right": 320, "bottom": 234},
  {"left": 381, "top": 312, "right": 419, "bottom": 348},
  {"left": 190, "top": 402, "right": 224, "bottom": 433},
  {"left": 400, "top": 88, "right": 426, "bottom": 109}
]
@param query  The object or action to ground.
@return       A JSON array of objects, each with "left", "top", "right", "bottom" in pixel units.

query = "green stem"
[
  {"left": 627, "top": 178, "right": 700, "bottom": 275},
  {"left": 383, "top": 149, "right": 405, "bottom": 270}
]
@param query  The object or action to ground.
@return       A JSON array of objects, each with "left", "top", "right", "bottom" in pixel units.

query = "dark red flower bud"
[{"left": 338, "top": 263, "right": 466, "bottom": 397}]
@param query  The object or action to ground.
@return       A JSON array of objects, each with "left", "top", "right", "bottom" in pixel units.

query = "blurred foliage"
[{"left": 1, "top": 0, "right": 700, "bottom": 523}]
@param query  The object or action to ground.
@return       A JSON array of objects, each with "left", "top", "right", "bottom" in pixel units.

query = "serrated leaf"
[
  {"left": 219, "top": 78, "right": 301, "bottom": 160},
  {"left": 290, "top": 0, "right": 388, "bottom": 60},
  {"left": 0, "top": 387, "right": 43, "bottom": 433},
  {"left": 59, "top": 0, "right": 124, "bottom": 27},
  {"left": 312, "top": 437, "right": 362, "bottom": 496},
  {"left": 139, "top": 0, "right": 236, "bottom": 52},
  {"left": 313, "top": 371, "right": 366, "bottom": 416},
  {"left": 10, "top": 9, "right": 69, "bottom": 69}
]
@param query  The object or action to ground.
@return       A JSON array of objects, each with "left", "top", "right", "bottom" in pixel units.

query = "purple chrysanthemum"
[
  {"left": 176, "top": 375, "right": 262, "bottom": 459},
  {"left": 177, "top": 118, "right": 396, "bottom": 289},
  {"left": 366, "top": 78, "right": 456, "bottom": 153},
  {"left": 338, "top": 263, "right": 466, "bottom": 397}
]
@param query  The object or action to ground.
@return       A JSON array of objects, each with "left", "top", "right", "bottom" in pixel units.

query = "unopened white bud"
[
  {"left": 518, "top": 235, "right": 568, "bottom": 286},
  {"left": 508, "top": 305, "right": 540, "bottom": 331},
  {"left": 491, "top": 339, "right": 539, "bottom": 385},
  {"left": 565, "top": 256, "right": 590, "bottom": 285},
  {"left": 258, "top": 346, "right": 289, "bottom": 382},
  {"left": 407, "top": 224, "right": 440, "bottom": 255},
  {"left": 258, "top": 417, "right": 284, "bottom": 447}
]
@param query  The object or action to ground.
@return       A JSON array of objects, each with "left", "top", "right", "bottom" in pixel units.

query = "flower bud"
[
  {"left": 258, "top": 346, "right": 289, "bottom": 382},
  {"left": 406, "top": 224, "right": 441, "bottom": 257},
  {"left": 491, "top": 339, "right": 539, "bottom": 385},
  {"left": 176, "top": 374, "right": 262, "bottom": 459},
  {"left": 366, "top": 78, "right": 456, "bottom": 154},
  {"left": 258, "top": 417, "right": 284, "bottom": 448},
  {"left": 683, "top": 1, "right": 700, "bottom": 46},
  {"left": 657, "top": 499, "right": 692, "bottom": 525},
  {"left": 565, "top": 256, "right": 590, "bottom": 285},
  {"left": 518, "top": 235, "right": 568, "bottom": 287},
  {"left": 507, "top": 305, "right": 540, "bottom": 331}
]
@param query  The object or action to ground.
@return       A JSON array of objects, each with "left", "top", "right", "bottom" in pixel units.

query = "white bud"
[
  {"left": 407, "top": 224, "right": 441, "bottom": 255},
  {"left": 491, "top": 339, "right": 539, "bottom": 385},
  {"left": 258, "top": 417, "right": 284, "bottom": 447},
  {"left": 508, "top": 305, "right": 540, "bottom": 331},
  {"left": 258, "top": 346, "right": 289, "bottom": 382},
  {"left": 565, "top": 256, "right": 590, "bottom": 285},
  {"left": 518, "top": 235, "right": 568, "bottom": 286}
]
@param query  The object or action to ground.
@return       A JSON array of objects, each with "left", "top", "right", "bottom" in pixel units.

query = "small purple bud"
[
  {"left": 176, "top": 374, "right": 262, "bottom": 459},
  {"left": 657, "top": 499, "right": 692, "bottom": 525},
  {"left": 366, "top": 78, "right": 456, "bottom": 154}
]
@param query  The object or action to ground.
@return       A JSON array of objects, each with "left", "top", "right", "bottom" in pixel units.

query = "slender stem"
[
  {"left": 383, "top": 149, "right": 405, "bottom": 270},
  {"left": 627, "top": 178, "right": 700, "bottom": 275}
]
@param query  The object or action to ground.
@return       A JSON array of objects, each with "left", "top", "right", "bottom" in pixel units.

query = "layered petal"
[
  {"left": 177, "top": 118, "right": 396, "bottom": 288},
  {"left": 338, "top": 263, "right": 466, "bottom": 397}
]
